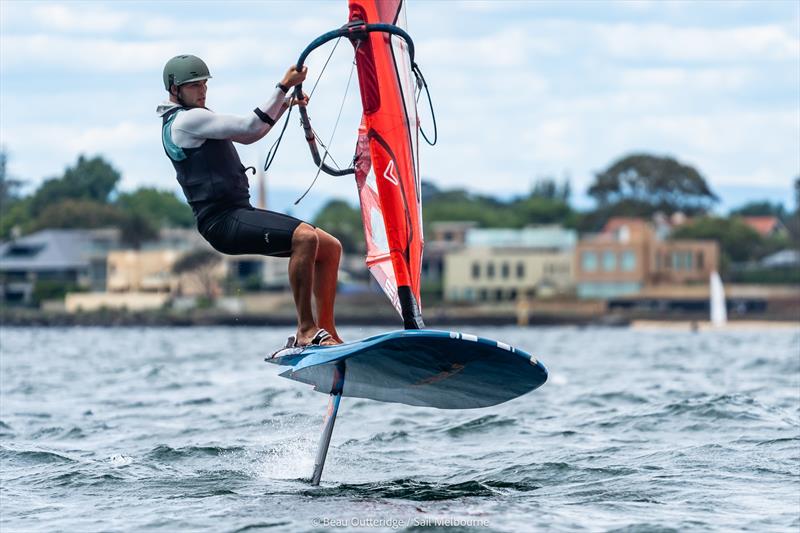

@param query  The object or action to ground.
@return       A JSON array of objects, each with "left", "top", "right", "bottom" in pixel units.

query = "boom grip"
[{"left": 293, "top": 22, "right": 416, "bottom": 177}]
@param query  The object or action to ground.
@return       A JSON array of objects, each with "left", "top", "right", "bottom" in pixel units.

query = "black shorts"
[{"left": 200, "top": 206, "right": 307, "bottom": 257}]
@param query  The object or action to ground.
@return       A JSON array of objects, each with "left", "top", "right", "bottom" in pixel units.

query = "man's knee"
[
  {"left": 316, "top": 229, "right": 342, "bottom": 258},
  {"left": 292, "top": 223, "right": 318, "bottom": 253}
]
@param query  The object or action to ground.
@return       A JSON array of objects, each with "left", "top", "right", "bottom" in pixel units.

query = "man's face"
[{"left": 175, "top": 80, "right": 207, "bottom": 108}]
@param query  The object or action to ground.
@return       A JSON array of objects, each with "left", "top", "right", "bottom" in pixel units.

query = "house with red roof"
[{"left": 741, "top": 216, "right": 787, "bottom": 238}]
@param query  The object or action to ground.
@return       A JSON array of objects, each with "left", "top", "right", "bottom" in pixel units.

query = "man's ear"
[{"left": 170, "top": 85, "right": 178, "bottom": 97}]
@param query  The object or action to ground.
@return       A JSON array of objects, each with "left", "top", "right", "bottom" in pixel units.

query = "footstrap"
[{"left": 309, "top": 329, "right": 332, "bottom": 346}]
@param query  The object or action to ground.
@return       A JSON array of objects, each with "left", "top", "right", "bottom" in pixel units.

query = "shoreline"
[
  {"left": 630, "top": 319, "right": 799, "bottom": 331},
  {"left": 1, "top": 307, "right": 797, "bottom": 328}
]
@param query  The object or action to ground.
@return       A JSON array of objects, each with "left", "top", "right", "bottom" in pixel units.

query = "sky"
[{"left": 1, "top": 0, "right": 798, "bottom": 220}]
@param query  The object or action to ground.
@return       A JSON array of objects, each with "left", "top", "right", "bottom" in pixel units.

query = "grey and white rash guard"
[{"left": 156, "top": 87, "right": 291, "bottom": 147}]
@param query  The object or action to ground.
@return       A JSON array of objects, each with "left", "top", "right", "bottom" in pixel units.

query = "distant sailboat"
[{"left": 710, "top": 271, "right": 727, "bottom": 327}]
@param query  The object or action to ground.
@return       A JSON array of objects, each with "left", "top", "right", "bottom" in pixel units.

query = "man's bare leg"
[
  {"left": 288, "top": 223, "right": 330, "bottom": 346},
  {"left": 313, "top": 228, "right": 343, "bottom": 343}
]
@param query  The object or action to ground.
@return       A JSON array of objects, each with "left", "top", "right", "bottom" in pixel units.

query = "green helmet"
[{"left": 163, "top": 54, "right": 212, "bottom": 91}]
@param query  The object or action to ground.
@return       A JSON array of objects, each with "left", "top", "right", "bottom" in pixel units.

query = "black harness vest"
[{"left": 161, "top": 106, "right": 251, "bottom": 230}]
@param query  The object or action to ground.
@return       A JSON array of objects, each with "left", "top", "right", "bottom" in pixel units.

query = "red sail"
[{"left": 349, "top": 0, "right": 423, "bottom": 320}]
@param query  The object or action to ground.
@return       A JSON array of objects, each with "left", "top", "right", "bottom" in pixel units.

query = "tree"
[
  {"left": 671, "top": 216, "right": 764, "bottom": 269},
  {"left": 312, "top": 199, "right": 364, "bottom": 254},
  {"left": 589, "top": 153, "right": 717, "bottom": 215},
  {"left": 530, "top": 176, "right": 570, "bottom": 202},
  {"left": 30, "top": 155, "right": 121, "bottom": 216},
  {"left": 0, "top": 198, "right": 33, "bottom": 239},
  {"left": 794, "top": 176, "right": 799, "bottom": 215},
  {"left": 0, "top": 147, "right": 24, "bottom": 210},
  {"left": 116, "top": 187, "right": 194, "bottom": 228},
  {"left": 33, "top": 199, "right": 124, "bottom": 230},
  {"left": 0, "top": 148, "right": 31, "bottom": 239},
  {"left": 118, "top": 212, "right": 159, "bottom": 249},
  {"left": 172, "top": 248, "right": 222, "bottom": 302},
  {"left": 423, "top": 189, "right": 518, "bottom": 229},
  {"left": 511, "top": 196, "right": 575, "bottom": 227},
  {"left": 729, "top": 201, "right": 786, "bottom": 218}
]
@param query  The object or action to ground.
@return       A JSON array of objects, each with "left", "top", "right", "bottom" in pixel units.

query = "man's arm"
[{"left": 171, "top": 88, "right": 289, "bottom": 147}]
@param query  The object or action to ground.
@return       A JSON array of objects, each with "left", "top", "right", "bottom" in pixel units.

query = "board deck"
[{"left": 266, "top": 330, "right": 548, "bottom": 409}]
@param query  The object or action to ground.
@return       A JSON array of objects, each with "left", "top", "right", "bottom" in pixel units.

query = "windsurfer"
[{"left": 158, "top": 55, "right": 343, "bottom": 347}]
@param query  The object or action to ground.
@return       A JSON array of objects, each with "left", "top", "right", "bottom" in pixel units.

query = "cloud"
[
  {"left": 30, "top": 3, "right": 130, "bottom": 34},
  {"left": 594, "top": 23, "right": 799, "bottom": 63},
  {"left": 1, "top": 0, "right": 797, "bottom": 211},
  {"left": 618, "top": 67, "right": 754, "bottom": 92}
]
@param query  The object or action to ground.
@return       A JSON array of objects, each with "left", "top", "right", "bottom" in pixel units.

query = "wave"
[
  {"left": 303, "top": 478, "right": 540, "bottom": 501},
  {"left": 0, "top": 446, "right": 76, "bottom": 466},
  {"left": 442, "top": 415, "right": 517, "bottom": 436},
  {"left": 146, "top": 444, "right": 246, "bottom": 461}
]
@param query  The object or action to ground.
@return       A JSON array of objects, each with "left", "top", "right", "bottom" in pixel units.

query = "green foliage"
[
  {"left": 0, "top": 148, "right": 31, "bottom": 239},
  {"left": 118, "top": 211, "right": 159, "bottom": 249},
  {"left": 729, "top": 201, "right": 786, "bottom": 218},
  {"left": 423, "top": 190, "right": 517, "bottom": 229},
  {"left": 574, "top": 199, "right": 655, "bottom": 233},
  {"left": 589, "top": 153, "right": 717, "bottom": 215},
  {"left": 671, "top": 216, "right": 763, "bottom": 264},
  {"left": 312, "top": 199, "right": 364, "bottom": 254},
  {"left": 794, "top": 176, "right": 799, "bottom": 214},
  {"left": 116, "top": 187, "right": 194, "bottom": 228},
  {"left": 33, "top": 199, "right": 124, "bottom": 230},
  {"left": 0, "top": 197, "right": 33, "bottom": 239},
  {"left": 512, "top": 196, "right": 575, "bottom": 227},
  {"left": 0, "top": 147, "right": 24, "bottom": 210},
  {"left": 730, "top": 266, "right": 800, "bottom": 284},
  {"left": 30, "top": 155, "right": 121, "bottom": 216},
  {"left": 530, "top": 177, "right": 571, "bottom": 202},
  {"left": 31, "top": 280, "right": 81, "bottom": 305},
  {"left": 1, "top": 153, "right": 193, "bottom": 239}
]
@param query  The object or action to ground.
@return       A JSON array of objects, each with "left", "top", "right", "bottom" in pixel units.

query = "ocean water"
[{"left": 1, "top": 325, "right": 798, "bottom": 532}]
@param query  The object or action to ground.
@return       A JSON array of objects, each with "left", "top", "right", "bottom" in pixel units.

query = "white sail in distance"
[{"left": 710, "top": 271, "right": 727, "bottom": 327}]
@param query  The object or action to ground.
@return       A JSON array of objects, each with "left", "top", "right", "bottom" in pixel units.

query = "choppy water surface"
[{"left": 1, "top": 325, "right": 798, "bottom": 532}]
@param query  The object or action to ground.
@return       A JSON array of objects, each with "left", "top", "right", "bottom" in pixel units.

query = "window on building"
[
  {"left": 696, "top": 251, "right": 704, "bottom": 270},
  {"left": 621, "top": 251, "right": 636, "bottom": 272},
  {"left": 581, "top": 251, "right": 598, "bottom": 272},
  {"left": 501, "top": 262, "right": 510, "bottom": 279},
  {"left": 3, "top": 244, "right": 44, "bottom": 258},
  {"left": 494, "top": 288, "right": 503, "bottom": 301},
  {"left": 509, "top": 288, "right": 518, "bottom": 300},
  {"left": 673, "top": 251, "right": 692, "bottom": 270},
  {"left": 602, "top": 251, "right": 617, "bottom": 271},
  {"left": 471, "top": 262, "right": 480, "bottom": 279},
  {"left": 478, "top": 288, "right": 487, "bottom": 301},
  {"left": 517, "top": 262, "right": 525, "bottom": 278},
  {"left": 487, "top": 263, "right": 495, "bottom": 279}
]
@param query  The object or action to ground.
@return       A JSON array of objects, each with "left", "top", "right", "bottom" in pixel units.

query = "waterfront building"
[
  {"left": 740, "top": 216, "right": 788, "bottom": 238},
  {"left": 574, "top": 217, "right": 719, "bottom": 299},
  {"left": 443, "top": 226, "right": 577, "bottom": 303},
  {"left": 0, "top": 229, "right": 119, "bottom": 305}
]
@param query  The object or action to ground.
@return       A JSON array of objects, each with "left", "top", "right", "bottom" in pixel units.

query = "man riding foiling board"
[{"left": 157, "top": 54, "right": 343, "bottom": 348}]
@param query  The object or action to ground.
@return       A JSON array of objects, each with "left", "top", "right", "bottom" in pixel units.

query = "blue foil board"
[{"left": 265, "top": 330, "right": 548, "bottom": 409}]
